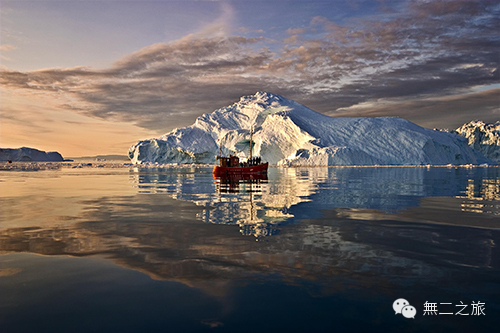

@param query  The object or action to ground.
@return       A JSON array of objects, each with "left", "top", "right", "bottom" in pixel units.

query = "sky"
[{"left": 1, "top": 0, "right": 499, "bottom": 157}]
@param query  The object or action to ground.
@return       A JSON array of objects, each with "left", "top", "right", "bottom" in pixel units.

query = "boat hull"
[{"left": 213, "top": 162, "right": 268, "bottom": 177}]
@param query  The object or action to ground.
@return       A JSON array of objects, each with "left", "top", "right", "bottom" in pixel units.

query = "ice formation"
[
  {"left": 129, "top": 92, "right": 493, "bottom": 166},
  {"left": 454, "top": 121, "right": 500, "bottom": 163}
]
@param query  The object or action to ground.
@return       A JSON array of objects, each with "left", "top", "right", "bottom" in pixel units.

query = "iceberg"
[
  {"left": 129, "top": 92, "right": 493, "bottom": 166},
  {"left": 454, "top": 120, "right": 500, "bottom": 163},
  {"left": 0, "top": 147, "right": 64, "bottom": 162}
]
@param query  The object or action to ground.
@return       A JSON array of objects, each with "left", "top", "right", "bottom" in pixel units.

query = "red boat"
[
  {"left": 213, "top": 127, "right": 268, "bottom": 177},
  {"left": 213, "top": 155, "right": 268, "bottom": 177}
]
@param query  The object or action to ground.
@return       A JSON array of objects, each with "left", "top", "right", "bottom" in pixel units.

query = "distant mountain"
[
  {"left": 129, "top": 92, "right": 493, "bottom": 166},
  {"left": 0, "top": 147, "right": 63, "bottom": 162},
  {"left": 454, "top": 121, "right": 500, "bottom": 163}
]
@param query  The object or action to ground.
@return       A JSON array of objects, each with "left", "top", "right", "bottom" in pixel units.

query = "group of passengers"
[{"left": 240, "top": 156, "right": 261, "bottom": 167}]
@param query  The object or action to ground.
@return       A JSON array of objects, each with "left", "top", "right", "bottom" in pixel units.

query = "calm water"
[{"left": 0, "top": 166, "right": 499, "bottom": 332}]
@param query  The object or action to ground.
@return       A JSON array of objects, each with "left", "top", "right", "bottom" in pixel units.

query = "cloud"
[
  {"left": 1, "top": 0, "right": 499, "bottom": 133},
  {"left": 286, "top": 28, "right": 307, "bottom": 35},
  {"left": 0, "top": 44, "right": 18, "bottom": 62},
  {"left": 0, "top": 44, "right": 17, "bottom": 52},
  {"left": 331, "top": 88, "right": 500, "bottom": 129},
  {"left": 0, "top": 268, "right": 22, "bottom": 277},
  {"left": 1, "top": 34, "right": 286, "bottom": 131}
]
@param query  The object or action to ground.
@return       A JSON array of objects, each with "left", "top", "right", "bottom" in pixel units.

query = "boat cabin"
[{"left": 217, "top": 155, "right": 239, "bottom": 167}]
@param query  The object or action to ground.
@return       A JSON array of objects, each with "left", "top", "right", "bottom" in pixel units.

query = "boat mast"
[
  {"left": 219, "top": 138, "right": 222, "bottom": 158},
  {"left": 218, "top": 134, "right": 225, "bottom": 158},
  {"left": 249, "top": 126, "right": 253, "bottom": 159}
]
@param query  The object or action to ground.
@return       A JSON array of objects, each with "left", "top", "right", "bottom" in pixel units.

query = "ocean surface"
[{"left": 0, "top": 165, "right": 499, "bottom": 332}]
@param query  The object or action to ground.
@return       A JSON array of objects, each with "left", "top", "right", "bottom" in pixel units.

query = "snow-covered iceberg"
[
  {"left": 0, "top": 147, "right": 63, "bottom": 162},
  {"left": 454, "top": 121, "right": 500, "bottom": 163},
  {"left": 129, "top": 92, "right": 493, "bottom": 166}
]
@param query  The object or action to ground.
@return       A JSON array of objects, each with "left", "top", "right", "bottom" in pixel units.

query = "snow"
[
  {"left": 129, "top": 92, "right": 495, "bottom": 166},
  {"left": 0, "top": 147, "right": 63, "bottom": 162},
  {"left": 454, "top": 120, "right": 500, "bottom": 163}
]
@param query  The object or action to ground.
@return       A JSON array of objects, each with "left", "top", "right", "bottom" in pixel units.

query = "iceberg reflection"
[
  {"left": 132, "top": 166, "right": 500, "bottom": 236},
  {"left": 0, "top": 166, "right": 498, "bottom": 298}
]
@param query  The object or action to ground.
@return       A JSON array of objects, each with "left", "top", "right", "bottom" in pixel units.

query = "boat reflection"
[
  {"left": 213, "top": 173, "right": 278, "bottom": 237},
  {"left": 214, "top": 173, "right": 268, "bottom": 194}
]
